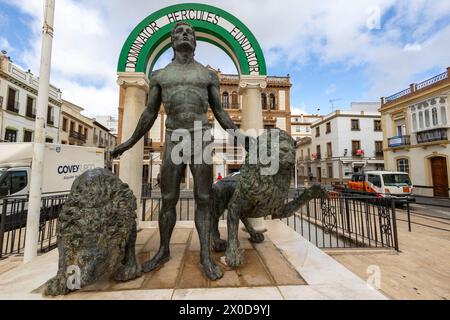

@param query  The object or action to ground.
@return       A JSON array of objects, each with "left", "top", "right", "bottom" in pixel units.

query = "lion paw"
[
  {"left": 213, "top": 239, "right": 227, "bottom": 252},
  {"left": 249, "top": 232, "right": 265, "bottom": 243},
  {"left": 225, "top": 249, "right": 244, "bottom": 268},
  {"left": 201, "top": 260, "right": 223, "bottom": 280},
  {"left": 114, "top": 263, "right": 141, "bottom": 282},
  {"left": 43, "top": 275, "right": 70, "bottom": 297}
]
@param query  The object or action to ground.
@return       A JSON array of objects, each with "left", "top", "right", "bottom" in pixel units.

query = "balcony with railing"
[
  {"left": 375, "top": 150, "right": 384, "bottom": 158},
  {"left": 7, "top": 101, "right": 19, "bottom": 113},
  {"left": 382, "top": 68, "right": 450, "bottom": 105},
  {"left": 352, "top": 149, "right": 365, "bottom": 157},
  {"left": 388, "top": 135, "right": 411, "bottom": 148},
  {"left": 26, "top": 108, "right": 36, "bottom": 119},
  {"left": 312, "top": 153, "right": 321, "bottom": 161},
  {"left": 69, "top": 130, "right": 86, "bottom": 143},
  {"left": 416, "top": 128, "right": 448, "bottom": 144},
  {"left": 47, "top": 115, "right": 55, "bottom": 126}
]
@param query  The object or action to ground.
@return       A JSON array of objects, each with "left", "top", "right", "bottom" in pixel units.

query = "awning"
[{"left": 367, "top": 160, "right": 385, "bottom": 164}]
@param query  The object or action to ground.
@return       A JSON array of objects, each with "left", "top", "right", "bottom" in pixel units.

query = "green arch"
[{"left": 118, "top": 3, "right": 267, "bottom": 77}]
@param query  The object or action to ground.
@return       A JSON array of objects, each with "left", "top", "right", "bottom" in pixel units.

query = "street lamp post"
[{"left": 24, "top": 0, "right": 56, "bottom": 263}]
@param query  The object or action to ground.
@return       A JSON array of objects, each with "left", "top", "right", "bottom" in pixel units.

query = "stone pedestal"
[
  {"left": 117, "top": 72, "right": 149, "bottom": 220},
  {"left": 239, "top": 75, "right": 267, "bottom": 232}
]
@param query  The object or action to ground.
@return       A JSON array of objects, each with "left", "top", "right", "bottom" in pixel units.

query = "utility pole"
[{"left": 24, "top": 0, "right": 56, "bottom": 263}]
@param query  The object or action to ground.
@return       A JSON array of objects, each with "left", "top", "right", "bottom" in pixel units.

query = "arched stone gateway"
[
  {"left": 117, "top": 3, "right": 267, "bottom": 77},
  {"left": 117, "top": 4, "right": 268, "bottom": 231}
]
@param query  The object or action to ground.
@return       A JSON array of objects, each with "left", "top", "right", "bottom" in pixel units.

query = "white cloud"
[
  {"left": 0, "top": 37, "right": 12, "bottom": 53},
  {"left": 403, "top": 43, "right": 422, "bottom": 52},
  {"left": 291, "top": 106, "right": 308, "bottom": 115},
  {"left": 325, "top": 84, "right": 337, "bottom": 96},
  {"left": 2, "top": 0, "right": 450, "bottom": 116}
]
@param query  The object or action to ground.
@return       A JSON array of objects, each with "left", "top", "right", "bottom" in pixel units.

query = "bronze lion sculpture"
[
  {"left": 211, "top": 129, "right": 327, "bottom": 267},
  {"left": 43, "top": 168, "right": 141, "bottom": 296}
]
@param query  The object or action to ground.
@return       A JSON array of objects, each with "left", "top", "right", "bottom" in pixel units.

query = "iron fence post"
[
  {"left": 142, "top": 199, "right": 146, "bottom": 222},
  {"left": 345, "top": 197, "right": 351, "bottom": 233},
  {"left": 406, "top": 199, "right": 411, "bottom": 232},
  {"left": 0, "top": 198, "right": 7, "bottom": 258},
  {"left": 391, "top": 198, "right": 400, "bottom": 251}
]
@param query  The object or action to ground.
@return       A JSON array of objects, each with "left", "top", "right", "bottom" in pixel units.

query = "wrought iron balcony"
[
  {"left": 388, "top": 135, "right": 410, "bottom": 148},
  {"left": 7, "top": 101, "right": 19, "bottom": 113},
  {"left": 26, "top": 109, "right": 36, "bottom": 119},
  {"left": 69, "top": 130, "right": 86, "bottom": 142},
  {"left": 416, "top": 128, "right": 448, "bottom": 144},
  {"left": 352, "top": 149, "right": 365, "bottom": 156}
]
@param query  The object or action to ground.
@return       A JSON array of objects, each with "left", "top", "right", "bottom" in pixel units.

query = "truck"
[
  {"left": 344, "top": 170, "right": 415, "bottom": 205},
  {"left": 0, "top": 143, "right": 105, "bottom": 197},
  {"left": 0, "top": 143, "right": 105, "bottom": 232}
]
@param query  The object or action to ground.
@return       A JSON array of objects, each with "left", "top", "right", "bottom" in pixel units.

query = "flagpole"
[{"left": 24, "top": 0, "right": 56, "bottom": 263}]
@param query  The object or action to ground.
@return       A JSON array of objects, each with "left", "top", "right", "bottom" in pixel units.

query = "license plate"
[{"left": 403, "top": 187, "right": 410, "bottom": 192}]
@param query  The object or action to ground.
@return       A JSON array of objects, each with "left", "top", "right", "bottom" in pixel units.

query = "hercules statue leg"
[
  {"left": 190, "top": 162, "right": 223, "bottom": 280},
  {"left": 142, "top": 143, "right": 184, "bottom": 273}
]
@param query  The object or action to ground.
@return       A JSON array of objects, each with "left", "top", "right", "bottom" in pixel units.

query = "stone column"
[
  {"left": 239, "top": 75, "right": 267, "bottom": 232},
  {"left": 117, "top": 72, "right": 149, "bottom": 221}
]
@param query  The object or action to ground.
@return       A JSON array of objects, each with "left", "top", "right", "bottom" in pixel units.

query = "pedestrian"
[
  {"left": 156, "top": 172, "right": 161, "bottom": 188},
  {"left": 217, "top": 172, "right": 223, "bottom": 181}
]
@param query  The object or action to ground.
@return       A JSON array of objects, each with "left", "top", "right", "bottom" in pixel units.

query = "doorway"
[{"left": 430, "top": 157, "right": 449, "bottom": 197}]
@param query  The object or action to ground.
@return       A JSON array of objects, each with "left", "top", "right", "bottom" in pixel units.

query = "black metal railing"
[
  {"left": 281, "top": 192, "right": 399, "bottom": 251},
  {"left": 7, "top": 101, "right": 19, "bottom": 113},
  {"left": 69, "top": 130, "right": 87, "bottom": 142},
  {"left": 141, "top": 190, "right": 400, "bottom": 251},
  {"left": 416, "top": 128, "right": 448, "bottom": 144},
  {"left": 388, "top": 135, "right": 411, "bottom": 147},
  {"left": 0, "top": 193, "right": 68, "bottom": 258}
]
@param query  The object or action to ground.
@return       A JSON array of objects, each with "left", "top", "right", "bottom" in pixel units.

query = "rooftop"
[{"left": 382, "top": 67, "right": 450, "bottom": 107}]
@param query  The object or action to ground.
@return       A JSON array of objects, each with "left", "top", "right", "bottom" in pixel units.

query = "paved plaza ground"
[
  {"left": 0, "top": 204, "right": 448, "bottom": 300},
  {"left": 330, "top": 208, "right": 450, "bottom": 300},
  {"left": 0, "top": 221, "right": 385, "bottom": 300}
]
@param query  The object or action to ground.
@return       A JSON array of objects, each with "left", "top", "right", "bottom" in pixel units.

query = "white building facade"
[
  {"left": 381, "top": 68, "right": 450, "bottom": 198},
  {"left": 298, "top": 105, "right": 384, "bottom": 184},
  {"left": 95, "top": 115, "right": 118, "bottom": 136},
  {"left": 0, "top": 52, "right": 61, "bottom": 143},
  {"left": 290, "top": 114, "right": 323, "bottom": 141}
]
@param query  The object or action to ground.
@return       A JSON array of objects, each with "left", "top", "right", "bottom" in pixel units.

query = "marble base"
[{"left": 0, "top": 221, "right": 387, "bottom": 300}]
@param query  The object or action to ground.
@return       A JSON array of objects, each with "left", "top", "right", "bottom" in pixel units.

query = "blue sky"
[{"left": 0, "top": 0, "right": 449, "bottom": 117}]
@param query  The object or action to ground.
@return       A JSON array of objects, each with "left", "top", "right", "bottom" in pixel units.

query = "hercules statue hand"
[{"left": 111, "top": 143, "right": 128, "bottom": 159}]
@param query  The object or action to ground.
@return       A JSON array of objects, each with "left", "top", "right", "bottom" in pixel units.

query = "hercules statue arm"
[
  {"left": 111, "top": 81, "right": 161, "bottom": 159},
  {"left": 208, "top": 72, "right": 255, "bottom": 151}
]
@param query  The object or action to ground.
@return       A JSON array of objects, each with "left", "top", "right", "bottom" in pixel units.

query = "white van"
[
  {"left": 347, "top": 170, "right": 414, "bottom": 202},
  {"left": 0, "top": 143, "right": 105, "bottom": 197},
  {"left": 366, "top": 171, "right": 413, "bottom": 196}
]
